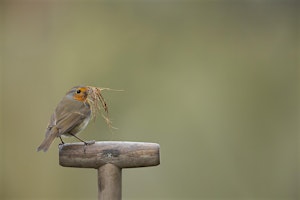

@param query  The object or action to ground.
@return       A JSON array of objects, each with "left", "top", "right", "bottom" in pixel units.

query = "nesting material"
[{"left": 87, "top": 86, "right": 122, "bottom": 130}]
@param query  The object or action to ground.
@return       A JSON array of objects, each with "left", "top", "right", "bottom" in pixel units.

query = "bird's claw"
[{"left": 84, "top": 140, "right": 95, "bottom": 145}]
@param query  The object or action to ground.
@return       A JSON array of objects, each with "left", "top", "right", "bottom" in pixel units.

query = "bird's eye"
[{"left": 76, "top": 89, "right": 81, "bottom": 94}]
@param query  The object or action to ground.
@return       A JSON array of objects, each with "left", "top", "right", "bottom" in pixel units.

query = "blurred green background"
[{"left": 1, "top": 1, "right": 299, "bottom": 200}]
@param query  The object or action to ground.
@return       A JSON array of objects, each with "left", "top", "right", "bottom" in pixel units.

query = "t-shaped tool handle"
[{"left": 59, "top": 141, "right": 160, "bottom": 200}]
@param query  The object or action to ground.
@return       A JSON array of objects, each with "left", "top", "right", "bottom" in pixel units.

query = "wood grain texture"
[
  {"left": 59, "top": 141, "right": 160, "bottom": 169},
  {"left": 98, "top": 164, "right": 122, "bottom": 200}
]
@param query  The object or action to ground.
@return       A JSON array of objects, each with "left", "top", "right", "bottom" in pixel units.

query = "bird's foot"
[{"left": 84, "top": 140, "right": 96, "bottom": 145}]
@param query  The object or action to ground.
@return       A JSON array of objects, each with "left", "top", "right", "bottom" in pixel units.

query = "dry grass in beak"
[{"left": 87, "top": 86, "right": 123, "bottom": 130}]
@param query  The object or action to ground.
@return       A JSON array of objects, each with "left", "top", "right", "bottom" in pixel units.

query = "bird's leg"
[
  {"left": 70, "top": 134, "right": 95, "bottom": 145},
  {"left": 59, "top": 136, "right": 65, "bottom": 144},
  {"left": 58, "top": 136, "right": 65, "bottom": 149}
]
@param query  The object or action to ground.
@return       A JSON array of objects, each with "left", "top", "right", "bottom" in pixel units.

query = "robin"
[{"left": 37, "top": 86, "right": 97, "bottom": 152}]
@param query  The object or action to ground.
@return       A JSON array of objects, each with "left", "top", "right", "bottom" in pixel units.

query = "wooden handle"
[
  {"left": 98, "top": 164, "right": 122, "bottom": 200},
  {"left": 59, "top": 141, "right": 160, "bottom": 169}
]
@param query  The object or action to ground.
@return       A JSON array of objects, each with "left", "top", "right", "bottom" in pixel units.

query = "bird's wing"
[
  {"left": 46, "top": 96, "right": 91, "bottom": 136},
  {"left": 55, "top": 111, "right": 87, "bottom": 134}
]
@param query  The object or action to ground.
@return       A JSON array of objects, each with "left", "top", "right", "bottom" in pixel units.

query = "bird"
[{"left": 37, "top": 86, "right": 96, "bottom": 152}]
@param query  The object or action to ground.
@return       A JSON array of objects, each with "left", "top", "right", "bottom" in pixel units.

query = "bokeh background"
[{"left": 1, "top": 1, "right": 299, "bottom": 200}]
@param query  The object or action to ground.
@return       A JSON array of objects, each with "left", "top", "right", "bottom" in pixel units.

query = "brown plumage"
[{"left": 37, "top": 86, "right": 107, "bottom": 152}]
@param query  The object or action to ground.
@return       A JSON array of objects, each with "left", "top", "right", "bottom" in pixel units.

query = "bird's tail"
[{"left": 37, "top": 127, "right": 58, "bottom": 152}]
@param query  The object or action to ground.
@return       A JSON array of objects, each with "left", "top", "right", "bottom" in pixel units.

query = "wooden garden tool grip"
[{"left": 59, "top": 141, "right": 160, "bottom": 200}]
